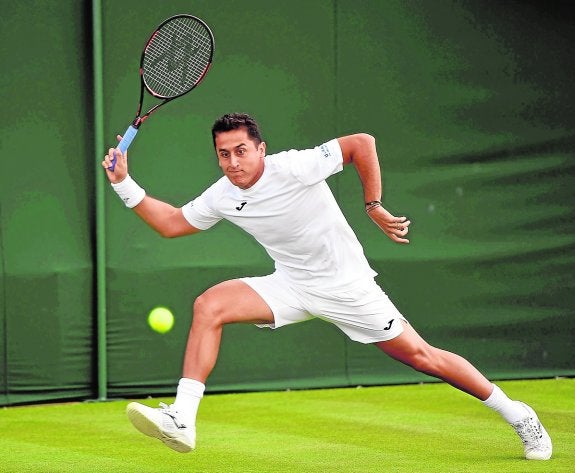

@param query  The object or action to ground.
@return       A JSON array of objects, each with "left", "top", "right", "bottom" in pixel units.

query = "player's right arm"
[
  {"left": 102, "top": 142, "right": 201, "bottom": 238},
  {"left": 131, "top": 197, "right": 201, "bottom": 238}
]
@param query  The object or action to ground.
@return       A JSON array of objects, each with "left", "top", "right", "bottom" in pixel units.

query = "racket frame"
[
  {"left": 111, "top": 14, "right": 214, "bottom": 166},
  {"left": 134, "top": 14, "right": 215, "bottom": 126}
]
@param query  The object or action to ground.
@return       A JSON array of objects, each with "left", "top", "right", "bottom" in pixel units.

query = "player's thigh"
[
  {"left": 375, "top": 321, "right": 433, "bottom": 364},
  {"left": 194, "top": 279, "right": 274, "bottom": 325},
  {"left": 313, "top": 279, "right": 405, "bottom": 343}
]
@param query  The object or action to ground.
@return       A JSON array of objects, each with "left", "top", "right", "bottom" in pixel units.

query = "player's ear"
[{"left": 258, "top": 141, "right": 266, "bottom": 157}]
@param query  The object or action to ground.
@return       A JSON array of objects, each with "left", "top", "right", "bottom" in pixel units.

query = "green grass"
[{"left": 1, "top": 379, "right": 573, "bottom": 472}]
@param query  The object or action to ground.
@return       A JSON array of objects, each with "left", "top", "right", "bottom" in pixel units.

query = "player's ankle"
[{"left": 482, "top": 384, "right": 526, "bottom": 423}]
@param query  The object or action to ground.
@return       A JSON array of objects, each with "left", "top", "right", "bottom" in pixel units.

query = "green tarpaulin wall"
[{"left": 1, "top": 0, "right": 573, "bottom": 405}]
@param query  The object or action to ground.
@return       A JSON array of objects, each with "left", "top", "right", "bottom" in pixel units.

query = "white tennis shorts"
[{"left": 240, "top": 272, "right": 406, "bottom": 343}]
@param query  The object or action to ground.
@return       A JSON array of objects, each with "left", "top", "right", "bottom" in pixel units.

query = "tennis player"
[{"left": 102, "top": 113, "right": 552, "bottom": 460}]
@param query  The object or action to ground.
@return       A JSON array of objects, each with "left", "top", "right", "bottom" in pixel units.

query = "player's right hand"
[{"left": 102, "top": 135, "right": 128, "bottom": 184}]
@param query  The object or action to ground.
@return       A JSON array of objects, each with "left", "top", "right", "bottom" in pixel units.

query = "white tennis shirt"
[{"left": 181, "top": 139, "right": 377, "bottom": 289}]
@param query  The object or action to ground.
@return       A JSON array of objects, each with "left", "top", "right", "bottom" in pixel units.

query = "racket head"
[{"left": 140, "top": 14, "right": 215, "bottom": 100}]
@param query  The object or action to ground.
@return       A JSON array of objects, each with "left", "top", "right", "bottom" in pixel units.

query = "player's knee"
[
  {"left": 193, "top": 292, "right": 228, "bottom": 327},
  {"left": 408, "top": 347, "right": 439, "bottom": 375}
]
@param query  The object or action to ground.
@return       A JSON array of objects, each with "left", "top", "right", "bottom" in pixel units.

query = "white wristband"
[{"left": 111, "top": 175, "right": 146, "bottom": 208}]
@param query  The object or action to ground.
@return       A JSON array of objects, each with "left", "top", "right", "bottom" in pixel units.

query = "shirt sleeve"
[
  {"left": 181, "top": 185, "right": 222, "bottom": 231},
  {"left": 287, "top": 139, "right": 344, "bottom": 186}
]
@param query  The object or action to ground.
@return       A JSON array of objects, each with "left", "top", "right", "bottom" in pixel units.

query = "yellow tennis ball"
[{"left": 148, "top": 306, "right": 174, "bottom": 334}]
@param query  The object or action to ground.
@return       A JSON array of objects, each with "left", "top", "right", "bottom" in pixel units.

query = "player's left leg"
[
  {"left": 375, "top": 321, "right": 492, "bottom": 398},
  {"left": 375, "top": 321, "right": 552, "bottom": 460}
]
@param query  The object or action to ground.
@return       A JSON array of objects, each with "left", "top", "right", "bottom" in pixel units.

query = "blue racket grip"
[{"left": 109, "top": 125, "right": 139, "bottom": 171}]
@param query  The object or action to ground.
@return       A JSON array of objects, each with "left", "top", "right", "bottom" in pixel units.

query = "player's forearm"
[
  {"left": 110, "top": 175, "right": 197, "bottom": 238},
  {"left": 132, "top": 196, "right": 183, "bottom": 237},
  {"left": 339, "top": 133, "right": 382, "bottom": 204},
  {"left": 353, "top": 152, "right": 382, "bottom": 205}
]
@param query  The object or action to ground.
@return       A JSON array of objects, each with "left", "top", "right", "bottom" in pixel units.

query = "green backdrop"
[{"left": 1, "top": 0, "right": 573, "bottom": 405}]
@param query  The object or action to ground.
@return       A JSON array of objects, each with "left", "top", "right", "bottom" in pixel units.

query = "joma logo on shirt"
[{"left": 236, "top": 201, "right": 247, "bottom": 211}]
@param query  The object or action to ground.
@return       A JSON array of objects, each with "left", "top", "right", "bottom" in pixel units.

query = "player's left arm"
[{"left": 337, "top": 134, "right": 411, "bottom": 244}]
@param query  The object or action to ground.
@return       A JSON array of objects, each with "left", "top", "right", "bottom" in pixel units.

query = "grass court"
[{"left": 1, "top": 378, "right": 573, "bottom": 472}]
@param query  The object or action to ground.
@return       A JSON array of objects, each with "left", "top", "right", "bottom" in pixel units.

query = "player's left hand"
[{"left": 367, "top": 205, "right": 411, "bottom": 244}]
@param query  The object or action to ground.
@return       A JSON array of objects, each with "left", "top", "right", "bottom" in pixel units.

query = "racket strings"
[
  {"left": 143, "top": 17, "right": 213, "bottom": 98},
  {"left": 147, "top": 21, "right": 211, "bottom": 89}
]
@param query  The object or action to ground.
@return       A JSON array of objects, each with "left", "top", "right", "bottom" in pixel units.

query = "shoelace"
[
  {"left": 159, "top": 402, "right": 187, "bottom": 429},
  {"left": 514, "top": 416, "right": 543, "bottom": 447}
]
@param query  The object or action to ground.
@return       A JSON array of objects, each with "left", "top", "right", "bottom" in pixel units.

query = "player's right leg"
[
  {"left": 127, "top": 279, "right": 275, "bottom": 453},
  {"left": 183, "top": 279, "right": 275, "bottom": 382}
]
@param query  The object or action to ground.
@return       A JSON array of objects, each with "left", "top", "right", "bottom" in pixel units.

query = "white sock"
[
  {"left": 173, "top": 378, "right": 205, "bottom": 427},
  {"left": 481, "top": 384, "right": 527, "bottom": 424}
]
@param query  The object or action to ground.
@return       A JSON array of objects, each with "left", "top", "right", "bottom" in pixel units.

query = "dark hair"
[{"left": 211, "top": 113, "right": 263, "bottom": 148}]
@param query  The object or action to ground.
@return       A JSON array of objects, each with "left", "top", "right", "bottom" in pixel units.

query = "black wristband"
[{"left": 365, "top": 200, "right": 382, "bottom": 213}]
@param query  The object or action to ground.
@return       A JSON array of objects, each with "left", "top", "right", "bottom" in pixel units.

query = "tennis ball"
[{"left": 148, "top": 306, "right": 174, "bottom": 334}]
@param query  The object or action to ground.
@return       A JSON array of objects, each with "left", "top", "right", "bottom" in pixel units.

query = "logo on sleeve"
[{"left": 320, "top": 144, "right": 331, "bottom": 159}]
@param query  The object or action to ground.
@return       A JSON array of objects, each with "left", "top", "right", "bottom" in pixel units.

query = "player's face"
[{"left": 215, "top": 128, "right": 266, "bottom": 189}]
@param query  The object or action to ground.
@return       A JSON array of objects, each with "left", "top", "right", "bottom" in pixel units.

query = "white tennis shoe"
[
  {"left": 126, "top": 402, "right": 195, "bottom": 453},
  {"left": 510, "top": 402, "right": 552, "bottom": 460}
]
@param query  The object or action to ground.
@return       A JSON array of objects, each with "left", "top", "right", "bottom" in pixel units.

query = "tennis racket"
[{"left": 109, "top": 14, "right": 215, "bottom": 171}]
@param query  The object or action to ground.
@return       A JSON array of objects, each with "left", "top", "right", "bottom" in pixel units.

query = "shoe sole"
[{"left": 126, "top": 402, "right": 194, "bottom": 453}]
